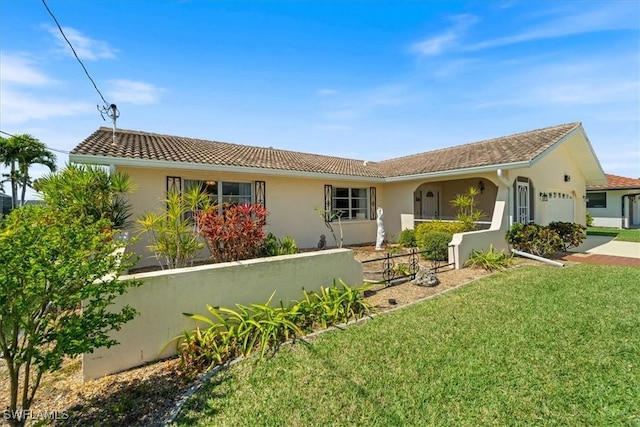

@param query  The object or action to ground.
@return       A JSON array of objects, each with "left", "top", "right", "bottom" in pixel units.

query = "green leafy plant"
[
  {"left": 548, "top": 221, "right": 586, "bottom": 251},
  {"left": 197, "top": 202, "right": 268, "bottom": 263},
  {"left": 506, "top": 223, "right": 563, "bottom": 256},
  {"left": 398, "top": 228, "right": 417, "bottom": 248},
  {"left": 585, "top": 211, "right": 594, "bottom": 227},
  {"left": 137, "top": 186, "right": 211, "bottom": 269},
  {"left": 36, "top": 163, "right": 135, "bottom": 230},
  {"left": 0, "top": 133, "right": 57, "bottom": 209},
  {"left": 0, "top": 205, "right": 141, "bottom": 426},
  {"left": 419, "top": 231, "right": 452, "bottom": 261},
  {"left": 450, "top": 186, "right": 486, "bottom": 231},
  {"left": 174, "top": 281, "right": 373, "bottom": 376},
  {"left": 464, "top": 244, "right": 513, "bottom": 271},
  {"left": 261, "top": 233, "right": 299, "bottom": 256}
]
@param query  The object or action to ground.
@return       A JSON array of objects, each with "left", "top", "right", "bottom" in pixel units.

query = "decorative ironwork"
[
  {"left": 408, "top": 248, "right": 419, "bottom": 275},
  {"left": 361, "top": 246, "right": 455, "bottom": 287},
  {"left": 381, "top": 254, "right": 395, "bottom": 282}
]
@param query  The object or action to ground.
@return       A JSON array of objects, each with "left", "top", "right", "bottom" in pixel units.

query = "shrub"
[
  {"left": 506, "top": 223, "right": 563, "bottom": 256},
  {"left": 0, "top": 205, "right": 141, "bottom": 421},
  {"left": 261, "top": 233, "right": 299, "bottom": 256},
  {"left": 548, "top": 221, "right": 586, "bottom": 251},
  {"left": 507, "top": 222, "right": 587, "bottom": 256},
  {"left": 398, "top": 228, "right": 417, "bottom": 248},
  {"left": 450, "top": 186, "right": 486, "bottom": 231},
  {"left": 586, "top": 211, "right": 594, "bottom": 227},
  {"left": 415, "top": 220, "right": 465, "bottom": 248},
  {"left": 137, "top": 187, "right": 210, "bottom": 269},
  {"left": 174, "top": 281, "right": 373, "bottom": 376},
  {"left": 419, "top": 230, "right": 452, "bottom": 261},
  {"left": 197, "top": 203, "right": 268, "bottom": 263},
  {"left": 464, "top": 244, "right": 513, "bottom": 271}
]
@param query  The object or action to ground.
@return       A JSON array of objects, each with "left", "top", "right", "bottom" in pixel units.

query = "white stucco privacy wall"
[{"left": 83, "top": 249, "right": 363, "bottom": 381}]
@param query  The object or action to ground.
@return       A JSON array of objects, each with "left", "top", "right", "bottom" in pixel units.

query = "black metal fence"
[{"left": 360, "top": 246, "right": 455, "bottom": 286}]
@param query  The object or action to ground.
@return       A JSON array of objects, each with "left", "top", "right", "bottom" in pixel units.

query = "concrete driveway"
[{"left": 572, "top": 235, "right": 640, "bottom": 259}]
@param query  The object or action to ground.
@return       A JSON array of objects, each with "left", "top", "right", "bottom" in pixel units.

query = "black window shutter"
[
  {"left": 324, "top": 185, "right": 333, "bottom": 222},
  {"left": 369, "top": 187, "right": 377, "bottom": 220},
  {"left": 255, "top": 181, "right": 266, "bottom": 207},
  {"left": 167, "top": 176, "right": 181, "bottom": 193}
]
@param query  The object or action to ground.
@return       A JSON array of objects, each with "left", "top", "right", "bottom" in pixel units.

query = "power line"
[
  {"left": 41, "top": 0, "right": 109, "bottom": 107},
  {"left": 0, "top": 130, "right": 70, "bottom": 155},
  {"left": 40, "top": 0, "right": 120, "bottom": 143}
]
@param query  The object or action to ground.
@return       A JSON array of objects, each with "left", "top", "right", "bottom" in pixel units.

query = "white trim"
[{"left": 383, "top": 161, "right": 530, "bottom": 182}]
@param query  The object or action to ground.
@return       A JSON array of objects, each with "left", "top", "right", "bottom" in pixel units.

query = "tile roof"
[
  {"left": 587, "top": 174, "right": 640, "bottom": 190},
  {"left": 71, "top": 122, "right": 582, "bottom": 178},
  {"left": 378, "top": 122, "right": 581, "bottom": 177}
]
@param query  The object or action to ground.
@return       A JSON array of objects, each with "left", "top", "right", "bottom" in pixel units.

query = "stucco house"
[
  {"left": 587, "top": 174, "right": 640, "bottom": 228},
  {"left": 70, "top": 121, "right": 606, "bottom": 268}
]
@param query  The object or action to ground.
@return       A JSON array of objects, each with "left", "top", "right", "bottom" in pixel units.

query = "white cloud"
[
  {"left": 466, "top": 4, "right": 639, "bottom": 51},
  {"left": 411, "top": 14, "right": 479, "bottom": 56},
  {"left": 317, "top": 88, "right": 338, "bottom": 96},
  {"left": 320, "top": 83, "right": 414, "bottom": 122},
  {"left": 0, "top": 53, "right": 57, "bottom": 86},
  {"left": 107, "top": 79, "right": 165, "bottom": 105},
  {"left": 47, "top": 26, "right": 117, "bottom": 60},
  {"left": 0, "top": 87, "right": 93, "bottom": 124}
]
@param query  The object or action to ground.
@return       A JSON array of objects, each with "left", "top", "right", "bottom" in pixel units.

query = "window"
[
  {"left": 332, "top": 187, "right": 368, "bottom": 220},
  {"left": 587, "top": 192, "right": 606, "bottom": 208},
  {"left": 184, "top": 180, "right": 253, "bottom": 206}
]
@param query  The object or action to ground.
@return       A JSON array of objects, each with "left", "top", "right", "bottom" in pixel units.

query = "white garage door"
[{"left": 546, "top": 192, "right": 574, "bottom": 223}]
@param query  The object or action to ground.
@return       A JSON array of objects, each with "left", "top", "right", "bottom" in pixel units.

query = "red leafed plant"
[{"left": 196, "top": 203, "right": 268, "bottom": 263}]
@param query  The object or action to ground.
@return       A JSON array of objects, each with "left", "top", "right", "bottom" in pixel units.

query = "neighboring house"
[
  {"left": 0, "top": 192, "right": 11, "bottom": 216},
  {"left": 587, "top": 174, "right": 640, "bottom": 228},
  {"left": 70, "top": 122, "right": 606, "bottom": 268}
]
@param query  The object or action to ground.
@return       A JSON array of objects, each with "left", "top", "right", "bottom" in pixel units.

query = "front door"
[{"left": 516, "top": 181, "right": 530, "bottom": 223}]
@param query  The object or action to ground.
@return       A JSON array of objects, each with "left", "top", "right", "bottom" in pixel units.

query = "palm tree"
[{"left": 0, "top": 134, "right": 56, "bottom": 208}]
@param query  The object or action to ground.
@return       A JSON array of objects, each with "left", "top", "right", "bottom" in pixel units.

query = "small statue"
[
  {"left": 375, "top": 207, "right": 385, "bottom": 250},
  {"left": 317, "top": 234, "right": 327, "bottom": 250}
]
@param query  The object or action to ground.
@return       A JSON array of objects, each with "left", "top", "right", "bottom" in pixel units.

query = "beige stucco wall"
[
  {"left": 83, "top": 248, "right": 363, "bottom": 381},
  {"left": 118, "top": 166, "right": 381, "bottom": 268},
  {"left": 508, "top": 144, "right": 588, "bottom": 226}
]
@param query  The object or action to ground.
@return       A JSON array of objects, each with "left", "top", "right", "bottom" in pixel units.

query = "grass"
[
  {"left": 587, "top": 227, "right": 640, "bottom": 242},
  {"left": 173, "top": 264, "right": 640, "bottom": 426}
]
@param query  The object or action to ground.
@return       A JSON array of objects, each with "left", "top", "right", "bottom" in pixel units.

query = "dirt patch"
[{"left": 0, "top": 247, "right": 546, "bottom": 426}]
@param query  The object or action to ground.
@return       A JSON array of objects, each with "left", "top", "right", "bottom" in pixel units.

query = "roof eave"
[
  {"left": 68, "top": 153, "right": 385, "bottom": 183},
  {"left": 382, "top": 161, "right": 531, "bottom": 182}
]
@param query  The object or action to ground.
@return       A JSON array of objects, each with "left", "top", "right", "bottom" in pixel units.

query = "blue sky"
[{"left": 1, "top": 0, "right": 639, "bottom": 196}]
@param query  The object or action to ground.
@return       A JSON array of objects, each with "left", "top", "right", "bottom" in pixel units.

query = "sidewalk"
[{"left": 557, "top": 235, "right": 640, "bottom": 267}]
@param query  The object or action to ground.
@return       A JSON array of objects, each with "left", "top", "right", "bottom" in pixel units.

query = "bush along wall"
[
  {"left": 173, "top": 280, "right": 373, "bottom": 377},
  {"left": 506, "top": 222, "right": 586, "bottom": 256}
]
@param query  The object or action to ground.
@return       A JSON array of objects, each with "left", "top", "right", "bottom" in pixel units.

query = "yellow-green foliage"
[{"left": 415, "top": 221, "right": 466, "bottom": 248}]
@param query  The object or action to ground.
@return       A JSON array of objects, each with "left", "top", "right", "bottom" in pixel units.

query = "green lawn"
[
  {"left": 587, "top": 227, "right": 640, "bottom": 242},
  {"left": 173, "top": 264, "right": 640, "bottom": 426}
]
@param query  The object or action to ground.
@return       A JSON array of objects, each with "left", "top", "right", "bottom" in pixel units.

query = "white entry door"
[
  {"left": 516, "top": 181, "right": 530, "bottom": 223},
  {"left": 422, "top": 188, "right": 439, "bottom": 218}
]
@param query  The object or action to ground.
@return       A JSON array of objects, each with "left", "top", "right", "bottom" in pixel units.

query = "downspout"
[
  {"left": 622, "top": 193, "right": 640, "bottom": 229},
  {"left": 511, "top": 249, "right": 564, "bottom": 267},
  {"left": 496, "top": 169, "right": 511, "bottom": 226}
]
